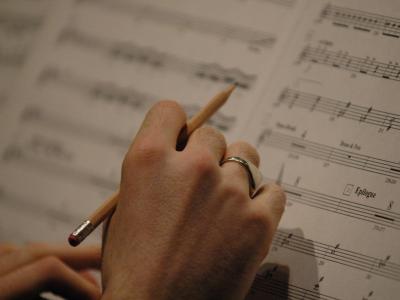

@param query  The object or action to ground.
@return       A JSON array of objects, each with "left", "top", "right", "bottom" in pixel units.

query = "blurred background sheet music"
[{"left": 0, "top": 0, "right": 399, "bottom": 299}]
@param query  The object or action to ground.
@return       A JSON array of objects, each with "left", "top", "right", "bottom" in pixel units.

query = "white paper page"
[
  {"left": 0, "top": 0, "right": 53, "bottom": 113},
  {"left": 0, "top": 0, "right": 308, "bottom": 245},
  {"left": 245, "top": 1, "right": 400, "bottom": 299}
]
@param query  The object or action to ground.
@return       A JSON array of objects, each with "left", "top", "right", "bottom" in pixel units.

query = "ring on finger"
[{"left": 220, "top": 156, "right": 264, "bottom": 198}]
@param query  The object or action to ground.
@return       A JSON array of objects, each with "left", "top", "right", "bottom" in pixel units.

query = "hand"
[
  {"left": 101, "top": 101, "right": 286, "bottom": 300},
  {"left": 0, "top": 243, "right": 101, "bottom": 300}
]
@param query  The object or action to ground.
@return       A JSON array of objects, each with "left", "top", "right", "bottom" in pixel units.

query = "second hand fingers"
[
  {"left": 0, "top": 256, "right": 101, "bottom": 300},
  {"left": 0, "top": 244, "right": 101, "bottom": 277},
  {"left": 0, "top": 244, "right": 19, "bottom": 257}
]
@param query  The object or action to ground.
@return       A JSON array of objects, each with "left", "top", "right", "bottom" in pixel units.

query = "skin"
[
  {"left": 0, "top": 100, "right": 286, "bottom": 299},
  {"left": 0, "top": 243, "right": 101, "bottom": 300},
  {"left": 101, "top": 100, "right": 286, "bottom": 300}
]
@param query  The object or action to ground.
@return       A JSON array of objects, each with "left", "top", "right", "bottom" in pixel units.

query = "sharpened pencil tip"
[
  {"left": 224, "top": 83, "right": 236, "bottom": 96},
  {"left": 215, "top": 84, "right": 236, "bottom": 106}
]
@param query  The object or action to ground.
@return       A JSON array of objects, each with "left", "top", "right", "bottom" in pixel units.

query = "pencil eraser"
[{"left": 68, "top": 234, "right": 80, "bottom": 247}]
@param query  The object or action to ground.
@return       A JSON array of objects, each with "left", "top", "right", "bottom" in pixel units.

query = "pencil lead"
[
  {"left": 224, "top": 83, "right": 237, "bottom": 96},
  {"left": 216, "top": 84, "right": 236, "bottom": 105}
]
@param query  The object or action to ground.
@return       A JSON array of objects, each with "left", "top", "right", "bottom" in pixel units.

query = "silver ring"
[{"left": 221, "top": 156, "right": 264, "bottom": 198}]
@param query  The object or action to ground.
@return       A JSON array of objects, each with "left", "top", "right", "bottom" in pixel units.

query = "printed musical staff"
[
  {"left": 5, "top": 133, "right": 399, "bottom": 282},
  {"left": 258, "top": 130, "right": 400, "bottom": 178},
  {"left": 184, "top": 104, "right": 236, "bottom": 132},
  {"left": 0, "top": 185, "right": 81, "bottom": 224},
  {"left": 279, "top": 181, "right": 400, "bottom": 230},
  {"left": 3, "top": 100, "right": 237, "bottom": 194},
  {"left": 261, "top": 0, "right": 296, "bottom": 8},
  {"left": 276, "top": 88, "right": 400, "bottom": 131},
  {"left": 20, "top": 105, "right": 132, "bottom": 149},
  {"left": 38, "top": 67, "right": 155, "bottom": 110},
  {"left": 0, "top": 11, "right": 44, "bottom": 67},
  {"left": 79, "top": 0, "right": 277, "bottom": 49},
  {"left": 57, "top": 28, "right": 256, "bottom": 90},
  {"left": 273, "top": 231, "right": 400, "bottom": 281},
  {"left": 2, "top": 143, "right": 118, "bottom": 191},
  {"left": 321, "top": 4, "right": 400, "bottom": 39},
  {"left": 243, "top": 0, "right": 296, "bottom": 8},
  {"left": 38, "top": 67, "right": 237, "bottom": 132},
  {"left": 250, "top": 275, "right": 340, "bottom": 300},
  {"left": 299, "top": 46, "right": 400, "bottom": 82},
  {"left": 0, "top": 48, "right": 26, "bottom": 67},
  {"left": 0, "top": 11, "right": 43, "bottom": 36}
]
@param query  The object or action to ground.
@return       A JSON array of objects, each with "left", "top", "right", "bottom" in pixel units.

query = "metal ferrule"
[{"left": 71, "top": 220, "right": 95, "bottom": 243}]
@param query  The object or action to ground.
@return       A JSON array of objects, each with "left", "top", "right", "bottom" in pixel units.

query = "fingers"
[
  {"left": 79, "top": 270, "right": 100, "bottom": 286},
  {"left": 184, "top": 126, "right": 226, "bottom": 163},
  {"left": 133, "top": 100, "right": 187, "bottom": 149},
  {"left": 0, "top": 244, "right": 18, "bottom": 256},
  {"left": 0, "top": 244, "right": 101, "bottom": 277},
  {"left": 250, "top": 183, "right": 286, "bottom": 240},
  {"left": 221, "top": 141, "right": 260, "bottom": 196},
  {"left": 0, "top": 256, "right": 101, "bottom": 300}
]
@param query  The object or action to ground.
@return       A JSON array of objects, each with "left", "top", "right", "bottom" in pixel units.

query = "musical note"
[
  {"left": 313, "top": 276, "right": 324, "bottom": 290},
  {"left": 268, "top": 177, "right": 400, "bottom": 229},
  {"left": 184, "top": 104, "right": 236, "bottom": 132},
  {"left": 310, "top": 96, "right": 320, "bottom": 112},
  {"left": 321, "top": 4, "right": 400, "bottom": 39},
  {"left": 276, "top": 88, "right": 400, "bottom": 132},
  {"left": 280, "top": 233, "right": 293, "bottom": 246},
  {"left": 273, "top": 231, "right": 400, "bottom": 281},
  {"left": 261, "top": 265, "right": 278, "bottom": 279},
  {"left": 300, "top": 46, "right": 400, "bottom": 81},
  {"left": 251, "top": 275, "right": 340, "bottom": 300},
  {"left": 57, "top": 28, "right": 257, "bottom": 90},
  {"left": 386, "top": 117, "right": 396, "bottom": 131},
  {"left": 378, "top": 255, "right": 391, "bottom": 268},
  {"left": 259, "top": 130, "right": 400, "bottom": 178},
  {"left": 359, "top": 107, "right": 372, "bottom": 122},
  {"left": 331, "top": 243, "right": 340, "bottom": 254},
  {"left": 388, "top": 201, "right": 395, "bottom": 210},
  {"left": 79, "top": 0, "right": 277, "bottom": 49}
]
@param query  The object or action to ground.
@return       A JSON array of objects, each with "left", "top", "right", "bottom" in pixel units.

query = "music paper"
[
  {"left": 245, "top": 1, "right": 400, "bottom": 299},
  {"left": 0, "top": 0, "right": 399, "bottom": 299},
  {"left": 0, "top": 0, "right": 53, "bottom": 115}
]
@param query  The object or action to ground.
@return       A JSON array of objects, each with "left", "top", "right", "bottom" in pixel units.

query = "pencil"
[{"left": 68, "top": 84, "right": 236, "bottom": 246}]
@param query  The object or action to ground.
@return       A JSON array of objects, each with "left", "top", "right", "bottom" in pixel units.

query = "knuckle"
[
  {"left": 37, "top": 256, "right": 64, "bottom": 275},
  {"left": 246, "top": 209, "right": 272, "bottom": 234},
  {"left": 228, "top": 141, "right": 260, "bottom": 166},
  {"left": 222, "top": 183, "right": 248, "bottom": 205},
  {"left": 25, "top": 244, "right": 42, "bottom": 259},
  {"left": 267, "top": 184, "right": 287, "bottom": 215},
  {"left": 197, "top": 126, "right": 226, "bottom": 143},
  {"left": 150, "top": 100, "right": 186, "bottom": 120},
  {"left": 0, "top": 244, "right": 17, "bottom": 252},
  {"left": 189, "top": 150, "right": 218, "bottom": 177},
  {"left": 125, "top": 139, "right": 167, "bottom": 167}
]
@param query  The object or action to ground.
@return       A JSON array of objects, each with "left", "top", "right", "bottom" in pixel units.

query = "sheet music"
[
  {"left": 245, "top": 0, "right": 400, "bottom": 299},
  {"left": 0, "top": 0, "right": 53, "bottom": 114},
  {"left": 0, "top": 0, "right": 308, "bottom": 242},
  {"left": 0, "top": 0, "right": 399, "bottom": 299}
]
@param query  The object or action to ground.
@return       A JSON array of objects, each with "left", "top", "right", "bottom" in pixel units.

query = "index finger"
[{"left": 133, "top": 100, "right": 187, "bottom": 149}]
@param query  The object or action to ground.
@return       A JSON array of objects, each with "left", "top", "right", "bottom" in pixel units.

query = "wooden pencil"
[{"left": 68, "top": 84, "right": 236, "bottom": 246}]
